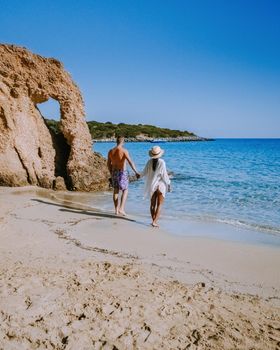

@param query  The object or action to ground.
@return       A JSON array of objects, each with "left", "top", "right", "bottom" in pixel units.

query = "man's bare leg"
[
  {"left": 113, "top": 188, "right": 119, "bottom": 215},
  {"left": 152, "top": 191, "right": 164, "bottom": 228},
  {"left": 119, "top": 189, "right": 128, "bottom": 216}
]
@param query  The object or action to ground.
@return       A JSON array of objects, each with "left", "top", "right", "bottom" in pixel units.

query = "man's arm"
[
  {"left": 125, "top": 150, "right": 140, "bottom": 177},
  {"left": 107, "top": 151, "right": 112, "bottom": 174}
]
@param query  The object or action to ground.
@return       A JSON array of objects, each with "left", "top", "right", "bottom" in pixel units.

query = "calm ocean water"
[{"left": 92, "top": 139, "right": 280, "bottom": 242}]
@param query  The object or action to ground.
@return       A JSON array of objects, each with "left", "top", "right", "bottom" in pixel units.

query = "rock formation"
[{"left": 0, "top": 44, "right": 109, "bottom": 191}]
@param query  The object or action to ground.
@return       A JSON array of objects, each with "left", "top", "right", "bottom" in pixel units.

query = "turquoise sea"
[{"left": 92, "top": 139, "right": 280, "bottom": 246}]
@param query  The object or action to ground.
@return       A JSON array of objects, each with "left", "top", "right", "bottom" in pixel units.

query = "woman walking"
[{"left": 142, "top": 146, "right": 171, "bottom": 227}]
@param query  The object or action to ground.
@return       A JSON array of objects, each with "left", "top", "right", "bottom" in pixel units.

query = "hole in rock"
[
  {"left": 37, "top": 98, "right": 60, "bottom": 121},
  {"left": 38, "top": 147, "right": 42, "bottom": 158},
  {"left": 36, "top": 98, "right": 71, "bottom": 189}
]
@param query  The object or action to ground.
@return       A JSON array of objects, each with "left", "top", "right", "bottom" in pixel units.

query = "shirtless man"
[{"left": 107, "top": 136, "right": 140, "bottom": 216}]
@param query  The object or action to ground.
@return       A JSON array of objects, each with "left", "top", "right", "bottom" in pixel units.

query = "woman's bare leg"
[
  {"left": 152, "top": 191, "right": 164, "bottom": 227},
  {"left": 150, "top": 191, "right": 157, "bottom": 220}
]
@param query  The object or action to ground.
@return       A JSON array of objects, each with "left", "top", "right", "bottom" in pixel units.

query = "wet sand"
[{"left": 0, "top": 186, "right": 279, "bottom": 349}]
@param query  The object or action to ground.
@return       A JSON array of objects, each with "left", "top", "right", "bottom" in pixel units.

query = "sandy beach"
[{"left": 0, "top": 186, "right": 280, "bottom": 349}]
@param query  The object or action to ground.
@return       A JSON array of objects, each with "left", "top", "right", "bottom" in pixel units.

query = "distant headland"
[{"left": 45, "top": 119, "right": 214, "bottom": 142}]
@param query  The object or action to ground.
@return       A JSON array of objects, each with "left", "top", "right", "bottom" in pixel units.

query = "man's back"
[{"left": 108, "top": 146, "right": 127, "bottom": 170}]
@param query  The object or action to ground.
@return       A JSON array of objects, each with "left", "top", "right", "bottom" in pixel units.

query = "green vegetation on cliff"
[{"left": 44, "top": 119, "right": 196, "bottom": 139}]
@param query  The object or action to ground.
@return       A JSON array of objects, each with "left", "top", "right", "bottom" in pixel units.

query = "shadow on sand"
[{"left": 31, "top": 198, "right": 147, "bottom": 225}]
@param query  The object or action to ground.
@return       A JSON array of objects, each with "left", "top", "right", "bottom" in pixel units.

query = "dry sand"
[{"left": 0, "top": 186, "right": 279, "bottom": 350}]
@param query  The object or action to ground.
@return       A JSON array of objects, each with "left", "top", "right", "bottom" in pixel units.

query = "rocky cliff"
[{"left": 0, "top": 44, "right": 109, "bottom": 191}]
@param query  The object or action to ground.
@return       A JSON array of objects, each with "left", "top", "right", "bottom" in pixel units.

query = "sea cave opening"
[{"left": 36, "top": 98, "right": 71, "bottom": 189}]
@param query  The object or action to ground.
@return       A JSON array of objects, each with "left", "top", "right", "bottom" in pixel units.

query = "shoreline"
[
  {"left": 0, "top": 186, "right": 279, "bottom": 349},
  {"left": 56, "top": 187, "right": 280, "bottom": 248},
  {"left": 92, "top": 136, "right": 214, "bottom": 142}
]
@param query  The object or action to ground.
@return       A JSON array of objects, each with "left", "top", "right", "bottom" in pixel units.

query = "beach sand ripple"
[
  {"left": 1, "top": 261, "right": 279, "bottom": 349},
  {"left": 0, "top": 187, "right": 279, "bottom": 349}
]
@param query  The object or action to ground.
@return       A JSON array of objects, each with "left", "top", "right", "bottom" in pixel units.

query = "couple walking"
[{"left": 107, "top": 136, "right": 171, "bottom": 227}]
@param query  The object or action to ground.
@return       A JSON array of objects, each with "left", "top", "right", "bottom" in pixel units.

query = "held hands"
[{"left": 135, "top": 172, "right": 141, "bottom": 180}]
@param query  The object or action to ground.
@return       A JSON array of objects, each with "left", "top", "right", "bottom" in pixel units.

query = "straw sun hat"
[{"left": 149, "top": 145, "right": 165, "bottom": 159}]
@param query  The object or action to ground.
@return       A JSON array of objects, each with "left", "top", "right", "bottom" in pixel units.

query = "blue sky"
[{"left": 1, "top": 0, "right": 279, "bottom": 137}]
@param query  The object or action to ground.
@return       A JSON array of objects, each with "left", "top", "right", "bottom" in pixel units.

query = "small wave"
[
  {"left": 171, "top": 173, "right": 206, "bottom": 181},
  {"left": 215, "top": 218, "right": 280, "bottom": 236},
  {"left": 162, "top": 212, "right": 280, "bottom": 237}
]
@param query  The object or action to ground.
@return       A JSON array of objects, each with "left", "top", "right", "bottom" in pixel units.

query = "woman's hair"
[{"left": 152, "top": 158, "right": 158, "bottom": 171}]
